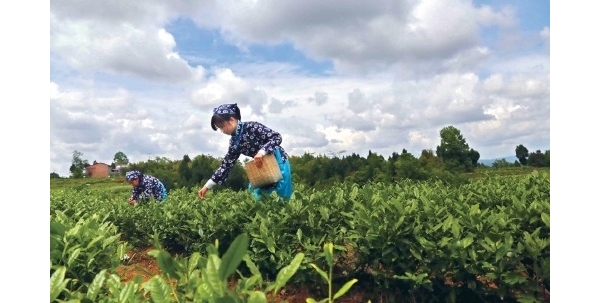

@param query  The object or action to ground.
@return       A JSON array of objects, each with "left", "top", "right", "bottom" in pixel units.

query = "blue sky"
[
  {"left": 166, "top": 18, "right": 335, "bottom": 74},
  {"left": 49, "top": 0, "right": 551, "bottom": 177},
  {"left": 166, "top": 18, "right": 331, "bottom": 73}
]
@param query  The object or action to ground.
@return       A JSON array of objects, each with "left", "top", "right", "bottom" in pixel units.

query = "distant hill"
[{"left": 479, "top": 156, "right": 519, "bottom": 166}]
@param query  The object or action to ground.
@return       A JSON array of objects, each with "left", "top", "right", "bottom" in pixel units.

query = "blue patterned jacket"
[{"left": 130, "top": 174, "right": 167, "bottom": 201}]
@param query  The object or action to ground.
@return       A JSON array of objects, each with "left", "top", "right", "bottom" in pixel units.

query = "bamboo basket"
[{"left": 245, "top": 153, "right": 283, "bottom": 188}]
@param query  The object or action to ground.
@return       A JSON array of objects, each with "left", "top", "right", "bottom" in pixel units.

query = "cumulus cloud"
[{"left": 308, "top": 91, "right": 328, "bottom": 105}]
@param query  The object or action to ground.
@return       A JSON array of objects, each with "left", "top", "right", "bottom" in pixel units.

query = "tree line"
[{"left": 51, "top": 126, "right": 550, "bottom": 192}]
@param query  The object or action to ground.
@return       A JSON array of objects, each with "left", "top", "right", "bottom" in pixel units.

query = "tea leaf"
[
  {"left": 324, "top": 243, "right": 334, "bottom": 267},
  {"left": 247, "top": 291, "right": 268, "bottom": 303},
  {"left": 219, "top": 233, "right": 249, "bottom": 280},
  {"left": 541, "top": 213, "right": 549, "bottom": 227},
  {"left": 310, "top": 263, "right": 329, "bottom": 282},
  {"left": 118, "top": 281, "right": 137, "bottom": 302},
  {"left": 156, "top": 250, "right": 181, "bottom": 280},
  {"left": 146, "top": 276, "right": 172, "bottom": 303},
  {"left": 243, "top": 255, "right": 262, "bottom": 278},
  {"left": 205, "top": 254, "right": 225, "bottom": 297},
  {"left": 67, "top": 248, "right": 81, "bottom": 267},
  {"left": 333, "top": 278, "right": 358, "bottom": 299},
  {"left": 271, "top": 253, "right": 304, "bottom": 293},
  {"left": 50, "top": 267, "right": 69, "bottom": 302},
  {"left": 87, "top": 269, "right": 107, "bottom": 300}
]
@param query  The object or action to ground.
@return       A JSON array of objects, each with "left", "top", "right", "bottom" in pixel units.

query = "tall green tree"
[
  {"left": 435, "top": 126, "right": 477, "bottom": 172},
  {"left": 178, "top": 155, "right": 193, "bottom": 188},
  {"left": 515, "top": 144, "right": 529, "bottom": 166},
  {"left": 366, "top": 150, "right": 386, "bottom": 182},
  {"left": 113, "top": 151, "right": 129, "bottom": 165},
  {"left": 418, "top": 149, "right": 442, "bottom": 168},
  {"left": 190, "top": 155, "right": 219, "bottom": 187},
  {"left": 224, "top": 162, "right": 247, "bottom": 191},
  {"left": 394, "top": 151, "right": 428, "bottom": 181},
  {"left": 69, "top": 150, "right": 89, "bottom": 178},
  {"left": 468, "top": 148, "right": 480, "bottom": 166},
  {"left": 528, "top": 150, "right": 549, "bottom": 167}
]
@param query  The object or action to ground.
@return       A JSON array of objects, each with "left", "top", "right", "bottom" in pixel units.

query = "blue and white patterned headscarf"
[
  {"left": 211, "top": 103, "right": 241, "bottom": 130},
  {"left": 213, "top": 103, "right": 239, "bottom": 115},
  {"left": 125, "top": 170, "right": 142, "bottom": 181}
]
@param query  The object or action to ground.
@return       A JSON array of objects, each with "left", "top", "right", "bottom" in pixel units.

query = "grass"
[
  {"left": 466, "top": 166, "right": 550, "bottom": 179},
  {"left": 51, "top": 176, "right": 131, "bottom": 191}
]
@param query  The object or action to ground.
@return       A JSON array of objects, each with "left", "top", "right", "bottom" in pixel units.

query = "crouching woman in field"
[{"left": 125, "top": 170, "right": 168, "bottom": 205}]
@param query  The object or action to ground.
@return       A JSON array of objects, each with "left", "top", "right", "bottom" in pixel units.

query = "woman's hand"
[
  {"left": 198, "top": 186, "right": 209, "bottom": 199},
  {"left": 128, "top": 197, "right": 137, "bottom": 205},
  {"left": 254, "top": 153, "right": 264, "bottom": 168}
]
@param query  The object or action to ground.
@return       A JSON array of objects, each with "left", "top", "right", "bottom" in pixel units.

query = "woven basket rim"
[{"left": 245, "top": 154, "right": 282, "bottom": 187}]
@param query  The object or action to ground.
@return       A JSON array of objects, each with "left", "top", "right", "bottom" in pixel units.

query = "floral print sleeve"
[
  {"left": 130, "top": 186, "right": 144, "bottom": 201},
  {"left": 210, "top": 144, "right": 242, "bottom": 185}
]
